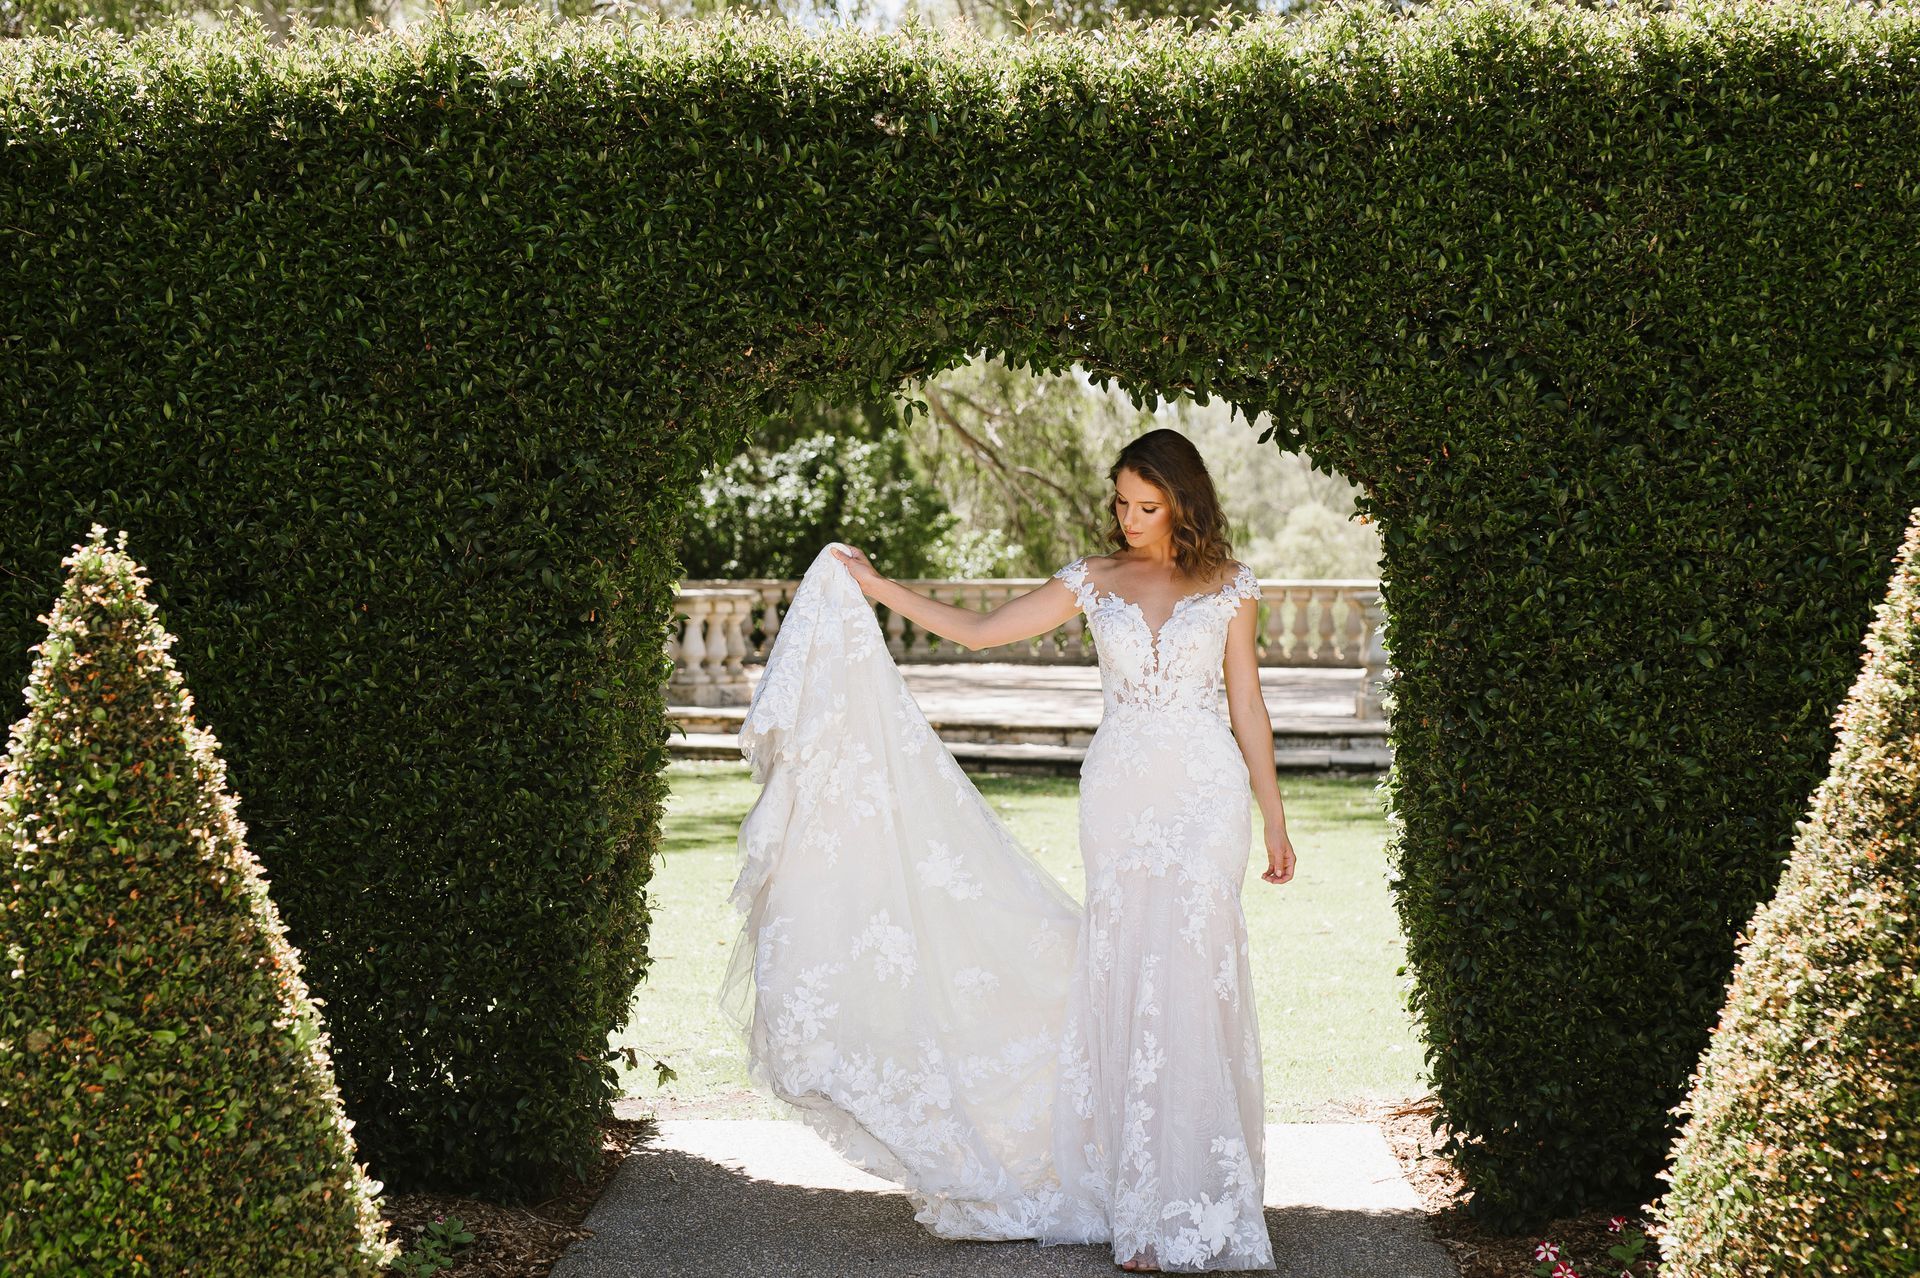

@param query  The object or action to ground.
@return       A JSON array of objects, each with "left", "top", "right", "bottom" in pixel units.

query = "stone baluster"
[
  {"left": 1284, "top": 587, "right": 1310, "bottom": 664},
  {"left": 1308, "top": 585, "right": 1333, "bottom": 664},
  {"left": 1356, "top": 589, "right": 1391, "bottom": 720},
  {"left": 668, "top": 591, "right": 713, "bottom": 704},
  {"left": 758, "top": 584, "right": 785, "bottom": 657},
  {"left": 668, "top": 587, "right": 759, "bottom": 705},
  {"left": 1340, "top": 586, "right": 1368, "bottom": 665},
  {"left": 718, "top": 594, "right": 749, "bottom": 682},
  {"left": 671, "top": 593, "right": 709, "bottom": 702},
  {"left": 885, "top": 603, "right": 909, "bottom": 661}
]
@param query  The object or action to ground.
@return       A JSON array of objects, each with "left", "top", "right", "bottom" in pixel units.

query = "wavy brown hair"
[{"left": 1100, "top": 428, "right": 1237, "bottom": 585}]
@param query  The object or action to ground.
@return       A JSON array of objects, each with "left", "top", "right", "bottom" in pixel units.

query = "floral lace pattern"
[
  {"left": 722, "top": 544, "right": 1274, "bottom": 1271},
  {"left": 1048, "top": 555, "right": 1273, "bottom": 1270}
]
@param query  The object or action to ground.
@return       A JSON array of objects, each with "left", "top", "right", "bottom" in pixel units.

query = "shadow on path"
[{"left": 552, "top": 1119, "right": 1456, "bottom": 1277}]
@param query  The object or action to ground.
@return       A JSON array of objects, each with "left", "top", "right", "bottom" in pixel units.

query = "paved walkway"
[{"left": 552, "top": 1116, "right": 1456, "bottom": 1278}]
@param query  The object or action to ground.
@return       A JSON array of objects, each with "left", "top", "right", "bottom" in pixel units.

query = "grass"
[{"left": 612, "top": 761, "right": 1431, "bottom": 1122}]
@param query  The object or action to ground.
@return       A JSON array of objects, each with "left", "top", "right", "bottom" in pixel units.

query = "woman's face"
[{"left": 1113, "top": 467, "right": 1174, "bottom": 550}]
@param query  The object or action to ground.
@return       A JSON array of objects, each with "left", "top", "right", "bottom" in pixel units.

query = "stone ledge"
[{"left": 668, "top": 730, "right": 1391, "bottom": 776}]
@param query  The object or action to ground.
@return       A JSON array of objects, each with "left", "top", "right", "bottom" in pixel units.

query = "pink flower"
[
  {"left": 1535, "top": 1242, "right": 1560, "bottom": 1262},
  {"left": 1552, "top": 1263, "right": 1578, "bottom": 1278},
  {"left": 1608, "top": 1215, "right": 1627, "bottom": 1232}
]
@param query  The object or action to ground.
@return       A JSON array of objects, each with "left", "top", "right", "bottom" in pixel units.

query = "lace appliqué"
[{"left": 1051, "top": 557, "right": 1260, "bottom": 718}]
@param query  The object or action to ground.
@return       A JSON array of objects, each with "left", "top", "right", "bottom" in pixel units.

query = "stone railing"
[{"left": 668, "top": 575, "right": 1390, "bottom": 719}]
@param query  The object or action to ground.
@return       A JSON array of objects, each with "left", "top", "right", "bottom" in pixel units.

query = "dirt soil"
[
  {"left": 376, "top": 1116, "right": 655, "bottom": 1277},
  {"left": 1351, "top": 1094, "right": 1667, "bottom": 1278}
]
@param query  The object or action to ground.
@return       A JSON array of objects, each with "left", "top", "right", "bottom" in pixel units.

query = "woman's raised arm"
[{"left": 830, "top": 545, "right": 1080, "bottom": 653}]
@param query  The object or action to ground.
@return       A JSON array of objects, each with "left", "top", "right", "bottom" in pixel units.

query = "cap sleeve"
[
  {"left": 1224, "top": 561, "right": 1261, "bottom": 605},
  {"left": 1052, "top": 556, "right": 1097, "bottom": 613}
]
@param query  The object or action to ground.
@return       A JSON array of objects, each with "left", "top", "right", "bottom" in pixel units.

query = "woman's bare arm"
[
  {"left": 1224, "top": 587, "right": 1295, "bottom": 883},
  {"left": 830, "top": 545, "right": 1080, "bottom": 653}
]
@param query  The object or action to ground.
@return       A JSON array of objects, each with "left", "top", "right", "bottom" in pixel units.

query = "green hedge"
[
  {"left": 1, "top": 0, "right": 1915, "bottom": 1225},
  {"left": 1651, "top": 506, "right": 1920, "bottom": 1276},
  {"left": 0, "top": 528, "right": 395, "bottom": 1275}
]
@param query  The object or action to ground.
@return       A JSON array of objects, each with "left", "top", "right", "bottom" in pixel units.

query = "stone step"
[
  {"left": 668, "top": 729, "right": 1391, "bottom": 776},
  {"left": 671, "top": 703, "right": 1386, "bottom": 745}
]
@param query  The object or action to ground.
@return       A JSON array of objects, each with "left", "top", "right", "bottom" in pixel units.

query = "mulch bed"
[
  {"left": 1360, "top": 1094, "right": 1667, "bottom": 1278},
  {"left": 375, "top": 1116, "right": 655, "bottom": 1276}
]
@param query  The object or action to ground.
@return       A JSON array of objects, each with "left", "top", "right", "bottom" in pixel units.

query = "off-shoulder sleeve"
[
  {"left": 1224, "top": 561, "right": 1261, "bottom": 605},
  {"left": 1052, "top": 555, "right": 1096, "bottom": 614}
]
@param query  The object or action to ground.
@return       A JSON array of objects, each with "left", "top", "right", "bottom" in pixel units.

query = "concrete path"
[{"left": 552, "top": 1116, "right": 1456, "bottom": 1278}]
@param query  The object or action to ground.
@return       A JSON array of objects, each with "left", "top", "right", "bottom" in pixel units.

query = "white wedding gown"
[{"left": 718, "top": 543, "right": 1276, "bottom": 1271}]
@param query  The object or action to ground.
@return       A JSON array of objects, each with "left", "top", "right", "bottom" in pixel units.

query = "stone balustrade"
[{"left": 668, "top": 575, "right": 1391, "bottom": 718}]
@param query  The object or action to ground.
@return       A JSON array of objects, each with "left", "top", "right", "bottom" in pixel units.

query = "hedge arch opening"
[
  {"left": 655, "top": 358, "right": 1408, "bottom": 1118},
  {"left": 3, "top": 0, "right": 1916, "bottom": 1232}
]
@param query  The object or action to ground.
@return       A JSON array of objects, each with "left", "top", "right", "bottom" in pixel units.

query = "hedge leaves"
[
  {"left": 2, "top": 0, "right": 1916, "bottom": 1224},
  {"left": 0, "top": 527, "right": 395, "bottom": 1275},
  {"left": 1653, "top": 506, "right": 1920, "bottom": 1277}
]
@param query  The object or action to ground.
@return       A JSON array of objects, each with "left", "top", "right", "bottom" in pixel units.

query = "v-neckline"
[{"left": 1085, "top": 570, "right": 1231, "bottom": 666}]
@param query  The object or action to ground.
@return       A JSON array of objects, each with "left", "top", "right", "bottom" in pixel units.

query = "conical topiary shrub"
[
  {"left": 0, "top": 526, "right": 396, "bottom": 1275},
  {"left": 1651, "top": 504, "right": 1920, "bottom": 1277}
]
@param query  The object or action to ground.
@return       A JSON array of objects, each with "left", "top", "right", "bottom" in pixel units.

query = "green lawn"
[{"left": 612, "top": 761, "right": 1431, "bottom": 1122}]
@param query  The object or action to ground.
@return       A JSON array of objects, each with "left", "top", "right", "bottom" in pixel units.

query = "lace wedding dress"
[{"left": 718, "top": 542, "right": 1276, "bottom": 1272}]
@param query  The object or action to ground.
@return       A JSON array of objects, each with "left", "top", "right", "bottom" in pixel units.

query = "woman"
[{"left": 722, "top": 428, "right": 1295, "bottom": 1272}]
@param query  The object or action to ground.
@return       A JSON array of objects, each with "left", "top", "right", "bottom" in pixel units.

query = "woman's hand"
[
  {"left": 830, "top": 545, "right": 885, "bottom": 598},
  {"left": 1260, "top": 821, "right": 1296, "bottom": 885}
]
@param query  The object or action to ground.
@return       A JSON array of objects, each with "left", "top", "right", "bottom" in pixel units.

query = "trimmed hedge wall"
[
  {"left": 2, "top": 0, "right": 1916, "bottom": 1225},
  {"left": 1651, "top": 506, "right": 1920, "bottom": 1275}
]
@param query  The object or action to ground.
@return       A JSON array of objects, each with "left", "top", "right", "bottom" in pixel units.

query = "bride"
[{"left": 717, "top": 427, "right": 1297, "bottom": 1272}]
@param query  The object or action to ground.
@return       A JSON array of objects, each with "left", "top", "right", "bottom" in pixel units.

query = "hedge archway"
[{"left": 2, "top": 0, "right": 1915, "bottom": 1229}]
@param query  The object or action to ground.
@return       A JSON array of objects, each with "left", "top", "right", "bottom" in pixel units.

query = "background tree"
[{"left": 678, "top": 430, "right": 960, "bottom": 579}]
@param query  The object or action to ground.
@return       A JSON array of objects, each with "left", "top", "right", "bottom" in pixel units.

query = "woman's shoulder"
[
  {"left": 1187, "top": 557, "right": 1248, "bottom": 592},
  {"left": 1052, "top": 553, "right": 1092, "bottom": 584},
  {"left": 1218, "top": 559, "right": 1261, "bottom": 601}
]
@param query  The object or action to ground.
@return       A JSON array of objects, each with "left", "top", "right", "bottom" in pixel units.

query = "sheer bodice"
[{"left": 1052, "top": 556, "right": 1262, "bottom": 719}]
